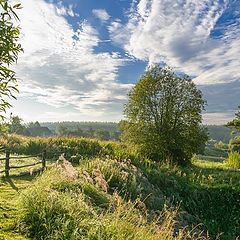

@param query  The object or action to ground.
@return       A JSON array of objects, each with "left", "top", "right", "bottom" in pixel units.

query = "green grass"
[
  {"left": 0, "top": 174, "right": 35, "bottom": 240},
  {"left": 0, "top": 154, "right": 44, "bottom": 177},
  {"left": 0, "top": 155, "right": 53, "bottom": 240},
  {"left": 77, "top": 157, "right": 240, "bottom": 239},
  {"left": 18, "top": 167, "right": 206, "bottom": 240},
  {"left": 176, "top": 159, "right": 240, "bottom": 239},
  {"left": 0, "top": 155, "right": 239, "bottom": 239}
]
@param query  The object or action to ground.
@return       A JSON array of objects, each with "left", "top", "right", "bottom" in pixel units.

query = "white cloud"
[
  {"left": 203, "top": 112, "right": 235, "bottom": 125},
  {"left": 11, "top": 0, "right": 239, "bottom": 124},
  {"left": 56, "top": 2, "right": 76, "bottom": 17},
  {"left": 109, "top": 0, "right": 240, "bottom": 85},
  {"left": 13, "top": 0, "right": 131, "bottom": 121},
  {"left": 92, "top": 9, "right": 110, "bottom": 22}
]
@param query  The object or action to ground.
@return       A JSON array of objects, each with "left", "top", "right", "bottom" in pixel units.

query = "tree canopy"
[
  {"left": 0, "top": 1, "right": 22, "bottom": 119},
  {"left": 121, "top": 66, "right": 208, "bottom": 165}
]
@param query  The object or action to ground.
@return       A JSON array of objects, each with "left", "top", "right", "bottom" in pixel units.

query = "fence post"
[
  {"left": 42, "top": 149, "right": 46, "bottom": 170},
  {"left": 5, "top": 150, "right": 10, "bottom": 177}
]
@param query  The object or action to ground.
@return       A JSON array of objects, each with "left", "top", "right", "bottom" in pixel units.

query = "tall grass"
[
  {"left": 2, "top": 134, "right": 240, "bottom": 239},
  {"left": 227, "top": 151, "right": 240, "bottom": 169},
  {"left": 19, "top": 168, "right": 208, "bottom": 240}
]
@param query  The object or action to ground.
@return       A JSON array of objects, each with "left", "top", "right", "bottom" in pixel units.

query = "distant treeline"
[
  {"left": 206, "top": 125, "right": 239, "bottom": 143},
  {"left": 2, "top": 117, "right": 238, "bottom": 143},
  {"left": 40, "top": 121, "right": 121, "bottom": 140},
  {"left": 0, "top": 118, "right": 121, "bottom": 140},
  {"left": 42, "top": 122, "right": 236, "bottom": 143},
  {"left": 41, "top": 121, "right": 118, "bottom": 133}
]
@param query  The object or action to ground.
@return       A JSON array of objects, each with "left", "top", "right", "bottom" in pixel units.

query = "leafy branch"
[{"left": 0, "top": 0, "right": 23, "bottom": 119}]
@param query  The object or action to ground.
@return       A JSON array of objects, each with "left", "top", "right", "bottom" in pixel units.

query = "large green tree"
[
  {"left": 121, "top": 66, "right": 208, "bottom": 165},
  {"left": 0, "top": 0, "right": 22, "bottom": 119}
]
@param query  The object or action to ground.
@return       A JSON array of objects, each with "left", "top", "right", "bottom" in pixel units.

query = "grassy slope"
[
  {"left": 177, "top": 159, "right": 240, "bottom": 239},
  {"left": 0, "top": 158, "right": 239, "bottom": 239}
]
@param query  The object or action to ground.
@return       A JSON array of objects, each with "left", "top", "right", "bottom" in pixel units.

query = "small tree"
[
  {"left": 8, "top": 115, "right": 28, "bottom": 135},
  {"left": 0, "top": 1, "right": 22, "bottom": 119},
  {"left": 226, "top": 106, "right": 240, "bottom": 154},
  {"left": 122, "top": 66, "right": 208, "bottom": 165},
  {"left": 226, "top": 106, "right": 240, "bottom": 133}
]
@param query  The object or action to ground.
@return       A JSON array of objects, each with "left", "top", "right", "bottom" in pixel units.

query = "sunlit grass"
[
  {"left": 227, "top": 151, "right": 240, "bottom": 169},
  {"left": 18, "top": 167, "right": 209, "bottom": 240},
  {"left": 0, "top": 173, "right": 35, "bottom": 240},
  {"left": 0, "top": 151, "right": 239, "bottom": 239}
]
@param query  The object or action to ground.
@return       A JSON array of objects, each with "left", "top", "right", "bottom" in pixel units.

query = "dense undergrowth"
[
  {"left": 18, "top": 164, "right": 207, "bottom": 240},
  {"left": 1, "top": 135, "right": 240, "bottom": 239},
  {"left": 227, "top": 138, "right": 240, "bottom": 169},
  {"left": 17, "top": 156, "right": 240, "bottom": 240}
]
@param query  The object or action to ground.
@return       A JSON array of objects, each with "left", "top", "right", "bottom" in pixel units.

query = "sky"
[{"left": 9, "top": 0, "right": 240, "bottom": 124}]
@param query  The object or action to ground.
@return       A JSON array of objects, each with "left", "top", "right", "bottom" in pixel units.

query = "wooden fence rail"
[
  {"left": 9, "top": 154, "right": 42, "bottom": 159},
  {"left": 196, "top": 154, "right": 227, "bottom": 162},
  {"left": 0, "top": 150, "right": 47, "bottom": 177}
]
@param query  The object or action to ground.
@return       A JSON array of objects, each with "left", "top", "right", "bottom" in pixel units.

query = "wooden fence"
[
  {"left": 0, "top": 150, "right": 47, "bottom": 177},
  {"left": 196, "top": 154, "right": 227, "bottom": 162}
]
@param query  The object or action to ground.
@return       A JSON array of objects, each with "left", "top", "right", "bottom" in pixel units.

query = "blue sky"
[{"left": 10, "top": 0, "right": 240, "bottom": 124}]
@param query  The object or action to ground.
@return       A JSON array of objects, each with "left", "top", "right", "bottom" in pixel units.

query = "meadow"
[
  {"left": 1, "top": 1, "right": 240, "bottom": 239},
  {"left": 0, "top": 136, "right": 239, "bottom": 240}
]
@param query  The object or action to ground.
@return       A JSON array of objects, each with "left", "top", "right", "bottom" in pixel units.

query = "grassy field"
[{"left": 0, "top": 156, "right": 239, "bottom": 239}]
